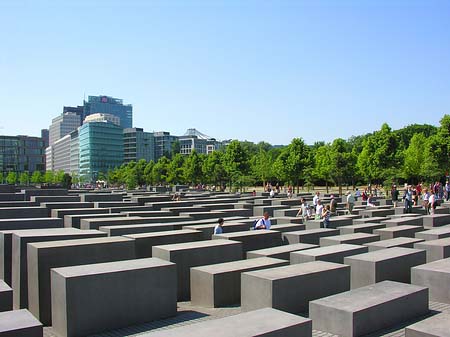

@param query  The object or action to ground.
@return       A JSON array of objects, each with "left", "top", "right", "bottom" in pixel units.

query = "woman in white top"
[
  {"left": 429, "top": 191, "right": 436, "bottom": 215},
  {"left": 315, "top": 199, "right": 323, "bottom": 220}
]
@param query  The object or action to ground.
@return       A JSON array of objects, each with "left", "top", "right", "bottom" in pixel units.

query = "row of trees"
[
  {"left": 0, "top": 170, "right": 72, "bottom": 188},
  {"left": 105, "top": 115, "right": 450, "bottom": 191},
  {"left": 4, "top": 115, "right": 449, "bottom": 191}
]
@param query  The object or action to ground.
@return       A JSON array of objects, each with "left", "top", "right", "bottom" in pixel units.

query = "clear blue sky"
[{"left": 1, "top": 0, "right": 449, "bottom": 145}]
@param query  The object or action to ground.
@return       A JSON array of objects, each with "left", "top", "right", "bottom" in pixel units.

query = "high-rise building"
[
  {"left": 0, "top": 135, "right": 45, "bottom": 175},
  {"left": 70, "top": 130, "right": 79, "bottom": 176},
  {"left": 84, "top": 113, "right": 120, "bottom": 126},
  {"left": 83, "top": 95, "right": 132, "bottom": 129},
  {"left": 123, "top": 128, "right": 155, "bottom": 163},
  {"left": 48, "top": 112, "right": 81, "bottom": 146},
  {"left": 153, "top": 131, "right": 178, "bottom": 160},
  {"left": 46, "top": 134, "right": 72, "bottom": 173},
  {"left": 179, "top": 128, "right": 221, "bottom": 155},
  {"left": 41, "top": 129, "right": 49, "bottom": 148},
  {"left": 78, "top": 121, "right": 124, "bottom": 182}
]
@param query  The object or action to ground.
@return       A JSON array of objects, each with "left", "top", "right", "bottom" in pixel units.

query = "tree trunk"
[{"left": 326, "top": 181, "right": 329, "bottom": 194}]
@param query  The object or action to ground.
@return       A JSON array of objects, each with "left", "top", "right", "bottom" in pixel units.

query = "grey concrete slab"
[
  {"left": 11, "top": 228, "right": 107, "bottom": 309},
  {"left": 414, "top": 238, "right": 450, "bottom": 262},
  {"left": 271, "top": 224, "right": 305, "bottom": 241},
  {"left": 0, "top": 201, "right": 38, "bottom": 207},
  {"left": 0, "top": 218, "right": 63, "bottom": 231},
  {"left": 389, "top": 213, "right": 423, "bottom": 219},
  {"left": 395, "top": 206, "right": 427, "bottom": 215},
  {"left": 191, "top": 257, "right": 288, "bottom": 307},
  {"left": 305, "top": 216, "right": 353, "bottom": 230},
  {"left": 247, "top": 243, "right": 317, "bottom": 260},
  {"left": 291, "top": 244, "right": 368, "bottom": 264},
  {"left": 214, "top": 208, "right": 253, "bottom": 217},
  {"left": 353, "top": 216, "right": 390, "bottom": 224},
  {"left": 381, "top": 216, "right": 424, "bottom": 227},
  {"left": 195, "top": 203, "right": 235, "bottom": 211},
  {"left": 141, "top": 308, "right": 312, "bottom": 337},
  {"left": 423, "top": 214, "right": 450, "bottom": 228},
  {"left": 145, "top": 200, "right": 195, "bottom": 210},
  {"left": 160, "top": 206, "right": 206, "bottom": 215},
  {"left": 41, "top": 202, "right": 94, "bottom": 216},
  {"left": 124, "top": 229, "right": 203, "bottom": 258},
  {"left": 80, "top": 193, "right": 123, "bottom": 202},
  {"left": 0, "top": 280, "right": 12, "bottom": 312},
  {"left": 212, "top": 230, "right": 283, "bottom": 257},
  {"left": 253, "top": 205, "right": 289, "bottom": 217},
  {"left": 23, "top": 189, "right": 67, "bottom": 201},
  {"left": 374, "top": 225, "right": 424, "bottom": 240},
  {"left": 183, "top": 222, "right": 250, "bottom": 240},
  {"left": 31, "top": 196, "right": 80, "bottom": 203},
  {"left": 360, "top": 208, "right": 395, "bottom": 218},
  {"left": 51, "top": 258, "right": 177, "bottom": 337},
  {"left": 309, "top": 280, "right": 429, "bottom": 337},
  {"left": 152, "top": 240, "right": 243, "bottom": 300},
  {"left": 64, "top": 213, "right": 124, "bottom": 228},
  {"left": 0, "top": 309, "right": 43, "bottom": 336},
  {"left": 273, "top": 216, "right": 303, "bottom": 224},
  {"left": 109, "top": 205, "right": 155, "bottom": 213},
  {"left": 0, "top": 207, "right": 48, "bottom": 219},
  {"left": 80, "top": 216, "right": 192, "bottom": 230},
  {"left": 365, "top": 237, "right": 425, "bottom": 251},
  {"left": 0, "top": 193, "right": 25, "bottom": 201},
  {"left": 93, "top": 201, "right": 139, "bottom": 208},
  {"left": 241, "top": 261, "right": 350, "bottom": 314},
  {"left": 319, "top": 232, "right": 380, "bottom": 247},
  {"left": 122, "top": 210, "right": 174, "bottom": 217},
  {"left": 131, "top": 195, "right": 172, "bottom": 205},
  {"left": 27, "top": 236, "right": 136, "bottom": 325},
  {"left": 344, "top": 247, "right": 427, "bottom": 288},
  {"left": 283, "top": 228, "right": 340, "bottom": 245},
  {"left": 405, "top": 312, "right": 450, "bottom": 337},
  {"left": 273, "top": 208, "right": 301, "bottom": 217},
  {"left": 338, "top": 222, "right": 386, "bottom": 235},
  {"left": 415, "top": 227, "right": 450, "bottom": 240},
  {"left": 51, "top": 207, "right": 109, "bottom": 219},
  {"left": 411, "top": 257, "right": 450, "bottom": 304},
  {"left": 178, "top": 211, "right": 226, "bottom": 220}
]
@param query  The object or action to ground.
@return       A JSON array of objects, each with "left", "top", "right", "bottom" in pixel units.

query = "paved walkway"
[{"left": 44, "top": 300, "right": 450, "bottom": 336}]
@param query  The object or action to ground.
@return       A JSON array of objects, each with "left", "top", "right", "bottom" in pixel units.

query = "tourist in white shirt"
[
  {"left": 315, "top": 199, "right": 323, "bottom": 220},
  {"left": 429, "top": 191, "right": 436, "bottom": 215},
  {"left": 255, "top": 212, "right": 271, "bottom": 230}
]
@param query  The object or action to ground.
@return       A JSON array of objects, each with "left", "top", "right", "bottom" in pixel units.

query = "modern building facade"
[
  {"left": 83, "top": 95, "right": 132, "bottom": 129},
  {"left": 179, "top": 128, "right": 221, "bottom": 155},
  {"left": 78, "top": 121, "right": 124, "bottom": 182},
  {"left": 0, "top": 135, "right": 45, "bottom": 176},
  {"left": 70, "top": 130, "right": 79, "bottom": 176},
  {"left": 123, "top": 128, "right": 155, "bottom": 163},
  {"left": 46, "top": 134, "right": 72, "bottom": 173},
  {"left": 153, "top": 131, "right": 178, "bottom": 160},
  {"left": 49, "top": 112, "right": 81, "bottom": 146}
]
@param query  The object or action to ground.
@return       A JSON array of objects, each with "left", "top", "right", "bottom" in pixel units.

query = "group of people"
[
  {"left": 395, "top": 181, "right": 449, "bottom": 215},
  {"left": 295, "top": 192, "right": 333, "bottom": 228}
]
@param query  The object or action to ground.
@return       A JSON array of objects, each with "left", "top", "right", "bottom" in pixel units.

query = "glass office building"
[
  {"left": 124, "top": 128, "right": 155, "bottom": 163},
  {"left": 0, "top": 135, "right": 45, "bottom": 176},
  {"left": 78, "top": 121, "right": 124, "bottom": 182},
  {"left": 83, "top": 95, "right": 132, "bottom": 129}
]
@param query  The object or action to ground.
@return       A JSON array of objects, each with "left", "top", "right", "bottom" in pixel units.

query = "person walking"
[
  {"left": 403, "top": 185, "right": 413, "bottom": 213},
  {"left": 254, "top": 212, "right": 271, "bottom": 230},
  {"left": 346, "top": 191, "right": 355, "bottom": 214},
  {"left": 214, "top": 218, "right": 225, "bottom": 234},
  {"left": 321, "top": 204, "right": 331, "bottom": 228}
]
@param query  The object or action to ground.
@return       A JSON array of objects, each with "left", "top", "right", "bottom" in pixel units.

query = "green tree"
[
  {"left": 357, "top": 123, "right": 402, "bottom": 183},
  {"left": 403, "top": 133, "right": 427, "bottom": 182},
  {"left": 202, "top": 150, "right": 227, "bottom": 187},
  {"left": 171, "top": 140, "right": 181, "bottom": 156},
  {"left": 136, "top": 159, "right": 148, "bottom": 186},
  {"left": 151, "top": 157, "right": 170, "bottom": 184},
  {"left": 167, "top": 154, "right": 185, "bottom": 184},
  {"left": 222, "top": 141, "right": 250, "bottom": 191},
  {"left": 61, "top": 173, "right": 72, "bottom": 189},
  {"left": 54, "top": 170, "right": 65, "bottom": 184},
  {"left": 30, "top": 171, "right": 43, "bottom": 184},
  {"left": 143, "top": 160, "right": 155, "bottom": 185},
  {"left": 6, "top": 172, "right": 17, "bottom": 185},
  {"left": 273, "top": 138, "right": 311, "bottom": 192},
  {"left": 312, "top": 144, "right": 333, "bottom": 193},
  {"left": 44, "top": 171, "right": 54, "bottom": 184},
  {"left": 183, "top": 150, "right": 204, "bottom": 185},
  {"left": 19, "top": 172, "right": 30, "bottom": 185}
]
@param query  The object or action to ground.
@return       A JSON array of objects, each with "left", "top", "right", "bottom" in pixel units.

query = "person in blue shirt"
[{"left": 214, "top": 218, "right": 224, "bottom": 234}]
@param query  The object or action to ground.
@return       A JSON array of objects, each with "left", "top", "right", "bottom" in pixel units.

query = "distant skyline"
[{"left": 1, "top": 0, "right": 449, "bottom": 145}]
